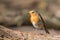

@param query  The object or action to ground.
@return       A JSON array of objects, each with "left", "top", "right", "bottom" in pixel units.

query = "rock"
[{"left": 0, "top": 25, "right": 60, "bottom": 40}]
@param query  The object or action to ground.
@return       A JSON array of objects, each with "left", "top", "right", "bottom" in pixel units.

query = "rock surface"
[{"left": 0, "top": 25, "right": 60, "bottom": 40}]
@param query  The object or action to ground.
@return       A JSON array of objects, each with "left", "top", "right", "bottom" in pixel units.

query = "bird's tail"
[
  {"left": 38, "top": 13, "right": 50, "bottom": 34},
  {"left": 43, "top": 24, "right": 50, "bottom": 34}
]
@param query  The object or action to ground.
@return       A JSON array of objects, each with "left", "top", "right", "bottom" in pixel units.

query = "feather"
[{"left": 37, "top": 13, "right": 50, "bottom": 34}]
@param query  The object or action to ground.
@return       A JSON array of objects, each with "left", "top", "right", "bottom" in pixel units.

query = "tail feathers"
[
  {"left": 44, "top": 26, "right": 50, "bottom": 34},
  {"left": 38, "top": 13, "right": 50, "bottom": 34}
]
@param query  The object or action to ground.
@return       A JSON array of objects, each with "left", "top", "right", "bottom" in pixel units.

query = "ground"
[
  {"left": 9, "top": 26, "right": 60, "bottom": 34},
  {"left": 0, "top": 26, "right": 60, "bottom": 40}
]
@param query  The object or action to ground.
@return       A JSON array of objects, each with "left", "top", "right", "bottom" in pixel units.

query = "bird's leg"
[{"left": 33, "top": 28, "right": 38, "bottom": 32}]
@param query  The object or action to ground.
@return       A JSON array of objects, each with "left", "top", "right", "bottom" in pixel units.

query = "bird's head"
[{"left": 29, "top": 10, "right": 37, "bottom": 16}]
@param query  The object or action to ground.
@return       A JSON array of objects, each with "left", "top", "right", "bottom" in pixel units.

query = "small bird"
[{"left": 29, "top": 10, "right": 49, "bottom": 34}]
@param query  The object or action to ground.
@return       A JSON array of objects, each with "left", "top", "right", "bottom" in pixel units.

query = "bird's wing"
[{"left": 37, "top": 13, "right": 50, "bottom": 34}]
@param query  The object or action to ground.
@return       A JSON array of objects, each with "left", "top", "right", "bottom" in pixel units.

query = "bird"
[{"left": 29, "top": 10, "right": 49, "bottom": 34}]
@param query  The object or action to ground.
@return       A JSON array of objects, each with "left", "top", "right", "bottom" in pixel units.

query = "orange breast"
[{"left": 30, "top": 15, "right": 39, "bottom": 23}]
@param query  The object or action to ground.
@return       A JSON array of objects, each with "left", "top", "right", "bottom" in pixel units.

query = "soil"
[
  {"left": 0, "top": 26, "right": 60, "bottom": 40},
  {"left": 8, "top": 26, "right": 60, "bottom": 35}
]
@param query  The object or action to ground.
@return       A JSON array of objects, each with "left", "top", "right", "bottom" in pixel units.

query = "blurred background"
[{"left": 0, "top": 0, "right": 60, "bottom": 29}]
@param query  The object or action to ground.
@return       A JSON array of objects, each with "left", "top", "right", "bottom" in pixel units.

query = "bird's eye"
[{"left": 32, "top": 12, "right": 34, "bottom": 13}]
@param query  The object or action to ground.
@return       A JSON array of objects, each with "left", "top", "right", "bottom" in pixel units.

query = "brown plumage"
[{"left": 29, "top": 10, "right": 49, "bottom": 34}]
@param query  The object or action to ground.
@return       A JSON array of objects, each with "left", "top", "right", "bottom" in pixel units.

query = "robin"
[{"left": 29, "top": 10, "right": 49, "bottom": 34}]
